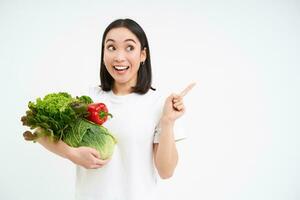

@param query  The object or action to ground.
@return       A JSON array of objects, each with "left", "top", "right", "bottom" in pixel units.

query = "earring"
[{"left": 141, "top": 61, "right": 145, "bottom": 66}]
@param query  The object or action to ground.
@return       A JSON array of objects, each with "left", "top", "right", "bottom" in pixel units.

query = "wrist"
[
  {"left": 160, "top": 116, "right": 175, "bottom": 127},
  {"left": 65, "top": 146, "right": 76, "bottom": 160}
]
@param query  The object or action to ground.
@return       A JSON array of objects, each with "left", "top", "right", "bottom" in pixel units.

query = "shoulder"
[
  {"left": 88, "top": 85, "right": 111, "bottom": 102},
  {"left": 89, "top": 85, "right": 102, "bottom": 95}
]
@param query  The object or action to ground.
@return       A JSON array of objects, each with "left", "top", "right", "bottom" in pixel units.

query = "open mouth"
[{"left": 113, "top": 65, "right": 129, "bottom": 71}]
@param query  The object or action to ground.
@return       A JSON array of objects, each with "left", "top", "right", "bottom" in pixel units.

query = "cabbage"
[{"left": 64, "top": 119, "right": 117, "bottom": 159}]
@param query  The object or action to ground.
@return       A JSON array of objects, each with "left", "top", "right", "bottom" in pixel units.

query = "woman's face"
[{"left": 103, "top": 27, "right": 146, "bottom": 87}]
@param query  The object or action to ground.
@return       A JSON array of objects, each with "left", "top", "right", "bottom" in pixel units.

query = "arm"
[
  {"left": 153, "top": 93, "right": 185, "bottom": 179},
  {"left": 37, "top": 136, "right": 110, "bottom": 169},
  {"left": 153, "top": 118, "right": 178, "bottom": 179}
]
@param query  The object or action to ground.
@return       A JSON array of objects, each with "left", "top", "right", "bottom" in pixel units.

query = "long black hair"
[{"left": 99, "top": 18, "right": 154, "bottom": 94}]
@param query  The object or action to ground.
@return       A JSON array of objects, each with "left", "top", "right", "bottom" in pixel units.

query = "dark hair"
[{"left": 99, "top": 18, "right": 155, "bottom": 94}]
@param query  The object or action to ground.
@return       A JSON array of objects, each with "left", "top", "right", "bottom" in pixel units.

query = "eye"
[
  {"left": 126, "top": 45, "right": 134, "bottom": 51},
  {"left": 107, "top": 45, "right": 115, "bottom": 51}
]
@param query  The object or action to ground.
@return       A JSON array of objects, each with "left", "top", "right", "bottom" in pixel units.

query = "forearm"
[
  {"left": 36, "top": 137, "right": 106, "bottom": 169},
  {"left": 155, "top": 118, "right": 178, "bottom": 178},
  {"left": 36, "top": 136, "right": 73, "bottom": 159}
]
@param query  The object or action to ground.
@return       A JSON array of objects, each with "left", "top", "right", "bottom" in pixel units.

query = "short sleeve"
[{"left": 153, "top": 118, "right": 187, "bottom": 143}]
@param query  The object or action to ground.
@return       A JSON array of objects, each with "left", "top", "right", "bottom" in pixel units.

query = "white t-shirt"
[{"left": 75, "top": 87, "right": 186, "bottom": 200}]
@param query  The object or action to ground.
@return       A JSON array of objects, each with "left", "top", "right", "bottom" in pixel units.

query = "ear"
[{"left": 140, "top": 47, "right": 147, "bottom": 62}]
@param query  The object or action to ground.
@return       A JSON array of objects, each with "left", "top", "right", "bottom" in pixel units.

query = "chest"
[{"left": 104, "top": 100, "right": 161, "bottom": 145}]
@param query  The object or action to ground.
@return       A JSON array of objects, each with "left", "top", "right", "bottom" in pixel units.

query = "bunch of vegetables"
[{"left": 21, "top": 92, "right": 116, "bottom": 159}]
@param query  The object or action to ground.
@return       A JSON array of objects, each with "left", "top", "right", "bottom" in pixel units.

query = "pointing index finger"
[{"left": 180, "top": 82, "right": 196, "bottom": 97}]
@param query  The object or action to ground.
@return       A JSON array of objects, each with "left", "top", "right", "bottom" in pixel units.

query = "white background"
[{"left": 0, "top": 0, "right": 299, "bottom": 200}]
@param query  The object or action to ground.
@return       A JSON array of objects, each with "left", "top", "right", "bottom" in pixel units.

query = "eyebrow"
[{"left": 105, "top": 38, "right": 136, "bottom": 44}]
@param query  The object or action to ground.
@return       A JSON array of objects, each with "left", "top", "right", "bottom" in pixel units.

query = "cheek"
[
  {"left": 129, "top": 53, "right": 141, "bottom": 67},
  {"left": 103, "top": 53, "right": 113, "bottom": 66}
]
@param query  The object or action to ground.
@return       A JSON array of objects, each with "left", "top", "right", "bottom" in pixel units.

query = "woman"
[{"left": 38, "top": 18, "right": 194, "bottom": 200}]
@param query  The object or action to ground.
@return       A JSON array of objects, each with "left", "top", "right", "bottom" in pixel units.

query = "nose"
[{"left": 114, "top": 51, "right": 126, "bottom": 62}]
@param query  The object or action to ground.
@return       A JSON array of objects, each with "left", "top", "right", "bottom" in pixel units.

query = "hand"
[
  {"left": 161, "top": 83, "right": 196, "bottom": 123},
  {"left": 68, "top": 146, "right": 111, "bottom": 169}
]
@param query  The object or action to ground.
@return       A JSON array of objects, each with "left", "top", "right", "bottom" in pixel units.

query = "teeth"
[{"left": 114, "top": 66, "right": 129, "bottom": 70}]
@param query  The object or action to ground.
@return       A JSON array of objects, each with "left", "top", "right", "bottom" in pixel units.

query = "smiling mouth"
[{"left": 113, "top": 66, "right": 129, "bottom": 71}]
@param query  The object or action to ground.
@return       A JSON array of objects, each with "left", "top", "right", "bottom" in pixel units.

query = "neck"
[{"left": 113, "top": 82, "right": 135, "bottom": 95}]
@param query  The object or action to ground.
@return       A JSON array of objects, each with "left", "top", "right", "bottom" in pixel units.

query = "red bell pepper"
[{"left": 87, "top": 103, "right": 112, "bottom": 125}]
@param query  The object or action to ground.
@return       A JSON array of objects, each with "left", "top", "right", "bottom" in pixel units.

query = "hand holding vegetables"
[
  {"left": 69, "top": 146, "right": 111, "bottom": 169},
  {"left": 21, "top": 92, "right": 116, "bottom": 160}
]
